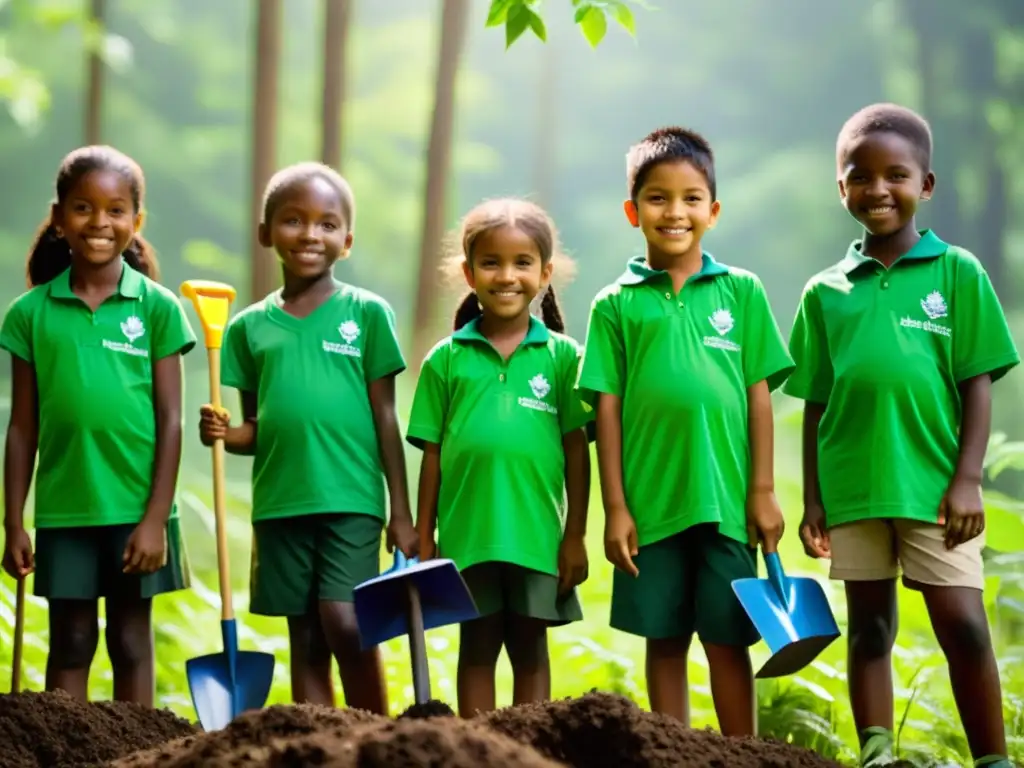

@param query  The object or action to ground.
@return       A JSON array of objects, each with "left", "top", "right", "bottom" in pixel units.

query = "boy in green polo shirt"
[
  {"left": 198, "top": 162, "right": 417, "bottom": 715},
  {"left": 1, "top": 145, "right": 195, "bottom": 707},
  {"left": 786, "top": 103, "right": 1018, "bottom": 768},
  {"left": 577, "top": 127, "right": 794, "bottom": 736}
]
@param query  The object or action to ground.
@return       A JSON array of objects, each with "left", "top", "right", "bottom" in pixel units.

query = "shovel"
[
  {"left": 353, "top": 551, "right": 478, "bottom": 704},
  {"left": 731, "top": 549, "right": 840, "bottom": 679},
  {"left": 10, "top": 577, "right": 24, "bottom": 692},
  {"left": 180, "top": 280, "right": 275, "bottom": 730}
]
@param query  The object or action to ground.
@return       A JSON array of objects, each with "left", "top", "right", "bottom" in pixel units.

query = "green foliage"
[{"left": 486, "top": 0, "right": 646, "bottom": 48}]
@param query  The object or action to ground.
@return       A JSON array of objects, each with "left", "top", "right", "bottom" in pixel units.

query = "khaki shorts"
[{"left": 829, "top": 519, "right": 984, "bottom": 590}]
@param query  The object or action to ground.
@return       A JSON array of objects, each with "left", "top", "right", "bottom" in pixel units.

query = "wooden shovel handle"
[{"left": 12, "top": 577, "right": 25, "bottom": 693}]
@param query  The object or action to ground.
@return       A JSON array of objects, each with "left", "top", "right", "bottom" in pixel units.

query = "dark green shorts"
[
  {"left": 33, "top": 517, "right": 190, "bottom": 601},
  {"left": 461, "top": 562, "right": 583, "bottom": 626},
  {"left": 250, "top": 512, "right": 383, "bottom": 617},
  {"left": 610, "top": 523, "right": 758, "bottom": 647}
]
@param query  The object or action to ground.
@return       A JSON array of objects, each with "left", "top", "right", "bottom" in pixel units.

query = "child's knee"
[
  {"left": 106, "top": 618, "right": 152, "bottom": 669},
  {"left": 51, "top": 621, "right": 99, "bottom": 669},
  {"left": 504, "top": 618, "right": 549, "bottom": 670},
  {"left": 458, "top": 615, "right": 504, "bottom": 668},
  {"left": 935, "top": 609, "right": 992, "bottom": 658},
  {"left": 849, "top": 613, "right": 895, "bottom": 659}
]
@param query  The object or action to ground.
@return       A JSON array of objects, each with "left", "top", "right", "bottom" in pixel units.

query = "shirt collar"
[
  {"left": 615, "top": 251, "right": 730, "bottom": 285},
  {"left": 452, "top": 313, "right": 551, "bottom": 345},
  {"left": 47, "top": 260, "right": 144, "bottom": 300},
  {"left": 839, "top": 229, "right": 948, "bottom": 274}
]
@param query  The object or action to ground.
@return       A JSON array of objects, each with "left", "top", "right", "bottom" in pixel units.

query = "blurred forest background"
[{"left": 1, "top": 1, "right": 1024, "bottom": 765}]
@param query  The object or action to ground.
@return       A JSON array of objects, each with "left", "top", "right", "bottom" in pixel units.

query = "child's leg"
[
  {"left": 33, "top": 526, "right": 103, "bottom": 700},
  {"left": 286, "top": 611, "right": 335, "bottom": 706},
  {"left": 315, "top": 513, "right": 388, "bottom": 714},
  {"left": 107, "top": 518, "right": 190, "bottom": 706},
  {"left": 457, "top": 613, "right": 504, "bottom": 716},
  {"left": 692, "top": 525, "right": 757, "bottom": 737},
  {"left": 829, "top": 521, "right": 900, "bottom": 747},
  {"left": 502, "top": 564, "right": 584, "bottom": 705},
  {"left": 609, "top": 531, "right": 694, "bottom": 723},
  {"left": 897, "top": 521, "right": 1007, "bottom": 762}
]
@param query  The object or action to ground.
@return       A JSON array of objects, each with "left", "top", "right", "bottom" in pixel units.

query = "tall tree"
[
  {"left": 85, "top": 0, "right": 105, "bottom": 144},
  {"left": 250, "top": 0, "right": 282, "bottom": 301},
  {"left": 320, "top": 0, "right": 353, "bottom": 170},
  {"left": 411, "top": 0, "right": 470, "bottom": 370}
]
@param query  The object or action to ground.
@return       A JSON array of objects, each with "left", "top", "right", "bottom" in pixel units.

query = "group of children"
[{"left": 0, "top": 101, "right": 1018, "bottom": 768}]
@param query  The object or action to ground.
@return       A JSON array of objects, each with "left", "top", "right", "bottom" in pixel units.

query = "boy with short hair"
[
  {"left": 577, "top": 127, "right": 794, "bottom": 735},
  {"left": 786, "top": 103, "right": 1018, "bottom": 768}
]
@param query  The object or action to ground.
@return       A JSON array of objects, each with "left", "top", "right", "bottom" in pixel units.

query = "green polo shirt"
[
  {"left": 221, "top": 282, "right": 406, "bottom": 523},
  {"left": 785, "top": 230, "right": 1019, "bottom": 529},
  {"left": 577, "top": 253, "right": 794, "bottom": 547},
  {"left": 406, "top": 316, "right": 593, "bottom": 575},
  {"left": 0, "top": 263, "right": 196, "bottom": 528}
]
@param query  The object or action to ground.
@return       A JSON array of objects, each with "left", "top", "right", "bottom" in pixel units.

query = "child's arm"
[
  {"left": 596, "top": 394, "right": 638, "bottom": 577},
  {"left": 558, "top": 427, "right": 590, "bottom": 593},
  {"left": 941, "top": 374, "right": 991, "bottom": 549},
  {"left": 199, "top": 392, "right": 258, "bottom": 455},
  {"left": 125, "top": 353, "right": 185, "bottom": 574},
  {"left": 745, "top": 379, "right": 785, "bottom": 552},
  {"left": 2, "top": 355, "right": 37, "bottom": 578},
  {"left": 368, "top": 374, "right": 417, "bottom": 557},
  {"left": 799, "top": 402, "right": 830, "bottom": 558},
  {"left": 416, "top": 442, "right": 441, "bottom": 559}
]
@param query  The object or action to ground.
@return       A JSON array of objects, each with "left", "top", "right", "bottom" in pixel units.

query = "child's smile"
[
  {"left": 55, "top": 169, "right": 139, "bottom": 268},
  {"left": 264, "top": 176, "right": 351, "bottom": 279},
  {"left": 464, "top": 225, "right": 551, "bottom": 322},
  {"left": 634, "top": 160, "right": 719, "bottom": 264}
]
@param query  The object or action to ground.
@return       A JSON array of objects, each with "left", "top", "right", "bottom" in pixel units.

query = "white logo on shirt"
[
  {"left": 703, "top": 308, "right": 741, "bottom": 352},
  {"left": 899, "top": 290, "right": 951, "bottom": 338},
  {"left": 519, "top": 372, "right": 557, "bottom": 414},
  {"left": 103, "top": 315, "right": 149, "bottom": 357},
  {"left": 323, "top": 320, "right": 362, "bottom": 358}
]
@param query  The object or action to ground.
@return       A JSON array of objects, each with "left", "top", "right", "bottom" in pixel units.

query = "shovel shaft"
[
  {"left": 207, "top": 348, "right": 234, "bottom": 622},
  {"left": 11, "top": 577, "right": 24, "bottom": 693},
  {"left": 406, "top": 581, "right": 431, "bottom": 705}
]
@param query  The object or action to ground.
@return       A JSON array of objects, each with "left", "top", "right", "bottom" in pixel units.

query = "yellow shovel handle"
[{"left": 181, "top": 280, "right": 237, "bottom": 622}]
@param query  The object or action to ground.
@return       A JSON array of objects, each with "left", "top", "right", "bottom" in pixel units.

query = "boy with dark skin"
[
  {"left": 786, "top": 104, "right": 1017, "bottom": 768},
  {"left": 578, "top": 128, "right": 793, "bottom": 735},
  {"left": 200, "top": 163, "right": 417, "bottom": 713}
]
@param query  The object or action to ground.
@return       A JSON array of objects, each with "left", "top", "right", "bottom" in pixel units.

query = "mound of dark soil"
[
  {"left": 0, "top": 690, "right": 196, "bottom": 768},
  {"left": 481, "top": 691, "right": 844, "bottom": 768}
]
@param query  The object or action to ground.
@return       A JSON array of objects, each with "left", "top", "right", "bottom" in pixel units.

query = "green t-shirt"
[
  {"left": 406, "top": 316, "right": 593, "bottom": 575},
  {"left": 221, "top": 282, "right": 406, "bottom": 522},
  {"left": 577, "top": 253, "right": 794, "bottom": 547},
  {"left": 784, "top": 230, "right": 1020, "bottom": 528},
  {"left": 0, "top": 264, "right": 196, "bottom": 528}
]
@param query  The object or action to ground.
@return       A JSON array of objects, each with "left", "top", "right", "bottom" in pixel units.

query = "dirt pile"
[
  {"left": 481, "top": 692, "right": 843, "bottom": 768},
  {"left": 0, "top": 690, "right": 196, "bottom": 768}
]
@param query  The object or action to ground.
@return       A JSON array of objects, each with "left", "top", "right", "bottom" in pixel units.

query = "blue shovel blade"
[
  {"left": 732, "top": 553, "right": 841, "bottom": 679},
  {"left": 354, "top": 554, "right": 479, "bottom": 650},
  {"left": 186, "top": 619, "right": 276, "bottom": 731}
]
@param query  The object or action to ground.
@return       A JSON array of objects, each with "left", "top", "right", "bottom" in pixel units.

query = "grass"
[{"left": 1, "top": 389, "right": 1024, "bottom": 767}]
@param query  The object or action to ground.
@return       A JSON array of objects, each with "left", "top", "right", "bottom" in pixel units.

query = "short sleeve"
[
  {"left": 406, "top": 343, "right": 449, "bottom": 449},
  {"left": 783, "top": 284, "right": 833, "bottom": 404},
  {"left": 0, "top": 295, "right": 34, "bottom": 363},
  {"left": 150, "top": 291, "right": 197, "bottom": 361},
  {"left": 741, "top": 276, "right": 795, "bottom": 392},
  {"left": 556, "top": 338, "right": 594, "bottom": 435},
  {"left": 363, "top": 298, "right": 407, "bottom": 382},
  {"left": 576, "top": 294, "right": 626, "bottom": 408},
  {"left": 221, "top": 314, "right": 258, "bottom": 392},
  {"left": 952, "top": 259, "right": 1020, "bottom": 384}
]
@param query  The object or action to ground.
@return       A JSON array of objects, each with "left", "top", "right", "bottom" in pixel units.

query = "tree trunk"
[
  {"left": 532, "top": 34, "right": 558, "bottom": 207},
  {"left": 320, "top": 0, "right": 352, "bottom": 170},
  {"left": 85, "top": 0, "right": 105, "bottom": 144},
  {"left": 250, "top": 0, "right": 282, "bottom": 301},
  {"left": 411, "top": 0, "right": 470, "bottom": 371}
]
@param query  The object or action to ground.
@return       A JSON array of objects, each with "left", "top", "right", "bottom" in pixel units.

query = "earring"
[{"left": 54, "top": 227, "right": 63, "bottom": 238}]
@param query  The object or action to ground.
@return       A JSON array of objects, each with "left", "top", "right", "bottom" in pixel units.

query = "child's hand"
[
  {"left": 387, "top": 516, "right": 419, "bottom": 559},
  {"left": 123, "top": 518, "right": 167, "bottom": 574},
  {"left": 2, "top": 527, "right": 34, "bottom": 579},
  {"left": 198, "top": 404, "right": 231, "bottom": 446},
  {"left": 604, "top": 507, "right": 639, "bottom": 577},
  {"left": 746, "top": 489, "right": 786, "bottom": 553},
  {"left": 558, "top": 534, "right": 588, "bottom": 594},
  {"left": 799, "top": 503, "right": 831, "bottom": 559},
  {"left": 940, "top": 475, "right": 985, "bottom": 550}
]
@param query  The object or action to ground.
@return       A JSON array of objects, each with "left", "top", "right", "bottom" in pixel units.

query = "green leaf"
[
  {"left": 580, "top": 6, "right": 608, "bottom": 47},
  {"left": 526, "top": 8, "right": 547, "bottom": 42},
  {"left": 573, "top": 2, "right": 593, "bottom": 24},
  {"left": 505, "top": 4, "right": 530, "bottom": 49},
  {"left": 485, "top": 0, "right": 516, "bottom": 27},
  {"left": 608, "top": 1, "right": 636, "bottom": 35}
]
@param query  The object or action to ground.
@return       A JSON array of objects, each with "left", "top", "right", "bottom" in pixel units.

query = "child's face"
[
  {"left": 838, "top": 131, "right": 935, "bottom": 236},
  {"left": 52, "top": 170, "right": 141, "bottom": 269},
  {"left": 630, "top": 160, "right": 720, "bottom": 262},
  {"left": 261, "top": 177, "right": 353, "bottom": 279},
  {"left": 463, "top": 225, "right": 552, "bottom": 323}
]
